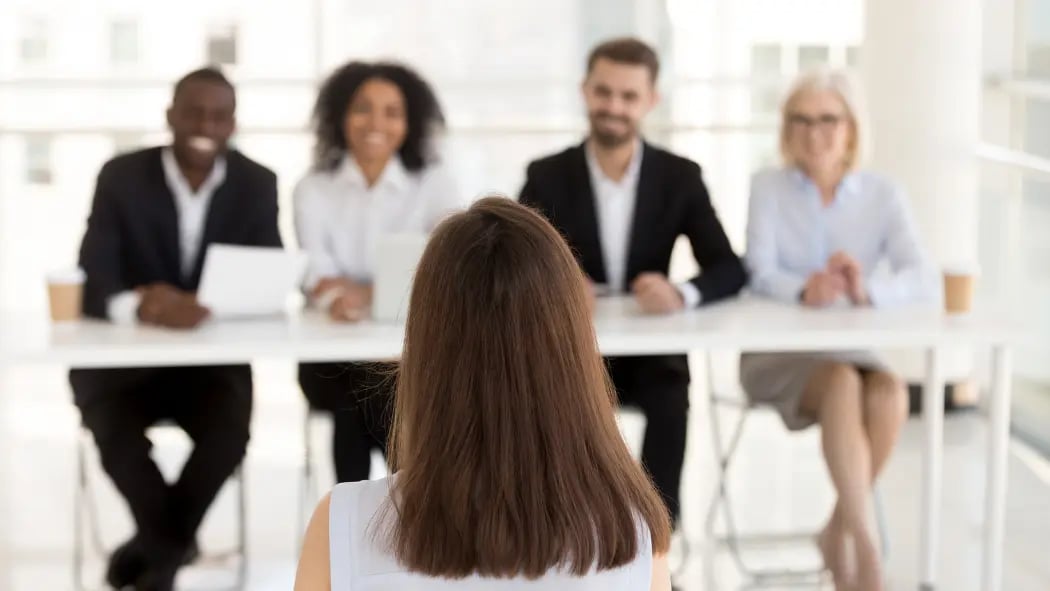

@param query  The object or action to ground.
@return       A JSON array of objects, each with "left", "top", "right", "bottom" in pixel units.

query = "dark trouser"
[
  {"left": 298, "top": 362, "right": 394, "bottom": 483},
  {"left": 71, "top": 365, "right": 252, "bottom": 556},
  {"left": 607, "top": 356, "right": 690, "bottom": 525}
]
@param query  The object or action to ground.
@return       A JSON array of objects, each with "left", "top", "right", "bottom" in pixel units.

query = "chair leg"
[
  {"left": 74, "top": 429, "right": 110, "bottom": 591},
  {"left": 705, "top": 391, "right": 827, "bottom": 584},
  {"left": 706, "top": 400, "right": 768, "bottom": 577},
  {"left": 704, "top": 392, "right": 749, "bottom": 535},
  {"left": 298, "top": 410, "right": 316, "bottom": 555},
  {"left": 73, "top": 432, "right": 86, "bottom": 591},
  {"left": 85, "top": 477, "right": 107, "bottom": 561},
  {"left": 77, "top": 426, "right": 252, "bottom": 590},
  {"left": 874, "top": 486, "right": 890, "bottom": 560},
  {"left": 236, "top": 464, "right": 248, "bottom": 590}
]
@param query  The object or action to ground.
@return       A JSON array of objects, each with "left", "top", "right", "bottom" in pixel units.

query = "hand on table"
[
  {"left": 827, "top": 251, "right": 870, "bottom": 306},
  {"left": 801, "top": 271, "right": 846, "bottom": 308},
  {"left": 136, "top": 283, "right": 210, "bottom": 329},
  {"left": 312, "top": 277, "right": 357, "bottom": 298},
  {"left": 631, "top": 272, "right": 685, "bottom": 315},
  {"left": 327, "top": 283, "right": 372, "bottom": 323}
]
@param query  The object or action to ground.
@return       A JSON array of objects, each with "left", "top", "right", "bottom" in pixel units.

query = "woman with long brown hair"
[{"left": 295, "top": 197, "right": 672, "bottom": 590}]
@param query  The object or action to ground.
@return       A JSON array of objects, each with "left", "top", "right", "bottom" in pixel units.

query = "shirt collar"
[
  {"left": 335, "top": 155, "right": 410, "bottom": 191},
  {"left": 161, "top": 147, "right": 227, "bottom": 197},
  {"left": 585, "top": 138, "right": 644, "bottom": 189},
  {"left": 789, "top": 166, "right": 861, "bottom": 200}
]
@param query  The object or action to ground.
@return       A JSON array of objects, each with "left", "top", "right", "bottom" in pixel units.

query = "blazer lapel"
[
  {"left": 569, "top": 143, "right": 607, "bottom": 283},
  {"left": 626, "top": 143, "right": 662, "bottom": 282},
  {"left": 147, "top": 151, "right": 183, "bottom": 282},
  {"left": 191, "top": 172, "right": 237, "bottom": 286}
]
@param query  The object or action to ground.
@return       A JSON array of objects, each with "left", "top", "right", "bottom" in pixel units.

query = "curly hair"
[{"left": 310, "top": 61, "right": 445, "bottom": 172}]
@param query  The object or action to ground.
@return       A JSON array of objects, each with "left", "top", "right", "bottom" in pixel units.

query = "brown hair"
[
  {"left": 586, "top": 37, "right": 660, "bottom": 82},
  {"left": 385, "top": 196, "right": 671, "bottom": 578}
]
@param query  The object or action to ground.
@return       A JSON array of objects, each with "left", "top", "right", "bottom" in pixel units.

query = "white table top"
[{"left": 0, "top": 297, "right": 1021, "bottom": 369}]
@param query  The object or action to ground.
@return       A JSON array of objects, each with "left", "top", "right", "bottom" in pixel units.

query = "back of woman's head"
[{"left": 388, "top": 196, "right": 671, "bottom": 579}]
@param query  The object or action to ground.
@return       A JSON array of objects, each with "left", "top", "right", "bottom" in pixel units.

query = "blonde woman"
[{"left": 742, "top": 69, "right": 940, "bottom": 591}]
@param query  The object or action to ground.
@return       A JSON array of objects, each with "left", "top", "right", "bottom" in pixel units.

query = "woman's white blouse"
[
  {"left": 745, "top": 167, "right": 941, "bottom": 308},
  {"left": 294, "top": 156, "right": 464, "bottom": 290}
]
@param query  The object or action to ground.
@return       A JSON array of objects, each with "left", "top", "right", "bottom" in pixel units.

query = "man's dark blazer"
[
  {"left": 520, "top": 141, "right": 747, "bottom": 385},
  {"left": 71, "top": 146, "right": 282, "bottom": 408}
]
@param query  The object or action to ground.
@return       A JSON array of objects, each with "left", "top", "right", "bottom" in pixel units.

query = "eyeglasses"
[{"left": 787, "top": 112, "right": 847, "bottom": 132}]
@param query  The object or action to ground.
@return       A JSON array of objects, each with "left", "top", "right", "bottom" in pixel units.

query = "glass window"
[
  {"left": 110, "top": 19, "right": 140, "bottom": 65},
  {"left": 206, "top": 24, "right": 238, "bottom": 66},
  {"left": 112, "top": 133, "right": 144, "bottom": 155},
  {"left": 1023, "top": 98, "right": 1050, "bottom": 158},
  {"left": 846, "top": 45, "right": 861, "bottom": 67},
  {"left": 751, "top": 44, "right": 782, "bottom": 76},
  {"left": 25, "top": 135, "right": 54, "bottom": 185},
  {"left": 799, "top": 45, "right": 830, "bottom": 70},
  {"left": 1000, "top": 0, "right": 1050, "bottom": 448},
  {"left": 1027, "top": 0, "right": 1050, "bottom": 76},
  {"left": 750, "top": 44, "right": 784, "bottom": 117},
  {"left": 19, "top": 17, "right": 48, "bottom": 65}
]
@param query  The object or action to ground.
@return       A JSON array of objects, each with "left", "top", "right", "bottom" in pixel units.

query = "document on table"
[{"left": 197, "top": 244, "right": 308, "bottom": 319}]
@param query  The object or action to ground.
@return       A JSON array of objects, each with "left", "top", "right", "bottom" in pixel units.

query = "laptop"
[{"left": 372, "top": 233, "right": 430, "bottom": 323}]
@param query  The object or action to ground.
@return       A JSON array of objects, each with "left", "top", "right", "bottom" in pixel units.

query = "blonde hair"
[{"left": 779, "top": 67, "right": 869, "bottom": 171}]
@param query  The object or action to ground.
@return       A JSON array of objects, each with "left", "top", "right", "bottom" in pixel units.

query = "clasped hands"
[
  {"left": 801, "top": 251, "right": 870, "bottom": 308},
  {"left": 136, "top": 283, "right": 210, "bottom": 329},
  {"left": 313, "top": 278, "right": 373, "bottom": 322},
  {"left": 587, "top": 272, "right": 685, "bottom": 315}
]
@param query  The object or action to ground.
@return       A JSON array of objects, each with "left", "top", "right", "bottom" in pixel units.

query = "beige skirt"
[{"left": 739, "top": 351, "right": 889, "bottom": 431}]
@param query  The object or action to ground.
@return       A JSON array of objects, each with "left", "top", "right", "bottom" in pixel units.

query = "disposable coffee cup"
[
  {"left": 47, "top": 268, "right": 86, "bottom": 322},
  {"left": 942, "top": 264, "right": 977, "bottom": 315}
]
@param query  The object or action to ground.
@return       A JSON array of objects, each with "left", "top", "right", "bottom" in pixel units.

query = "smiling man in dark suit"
[
  {"left": 70, "top": 67, "right": 281, "bottom": 591},
  {"left": 520, "top": 38, "right": 746, "bottom": 527}
]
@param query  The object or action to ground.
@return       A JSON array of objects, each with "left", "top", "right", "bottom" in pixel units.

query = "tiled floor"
[{"left": 2, "top": 360, "right": 1049, "bottom": 590}]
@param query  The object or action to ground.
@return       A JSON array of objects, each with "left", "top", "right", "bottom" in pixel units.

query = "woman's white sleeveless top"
[{"left": 328, "top": 477, "right": 653, "bottom": 590}]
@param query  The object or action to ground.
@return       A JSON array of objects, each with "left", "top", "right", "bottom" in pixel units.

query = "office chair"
[
  {"left": 74, "top": 423, "right": 248, "bottom": 591},
  {"left": 702, "top": 352, "right": 890, "bottom": 586},
  {"left": 298, "top": 408, "right": 323, "bottom": 551}
]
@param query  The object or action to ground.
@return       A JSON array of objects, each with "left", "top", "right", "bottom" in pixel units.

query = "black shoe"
[
  {"left": 132, "top": 537, "right": 188, "bottom": 591},
  {"left": 133, "top": 560, "right": 178, "bottom": 591},
  {"left": 106, "top": 537, "right": 147, "bottom": 589},
  {"left": 133, "top": 547, "right": 182, "bottom": 591}
]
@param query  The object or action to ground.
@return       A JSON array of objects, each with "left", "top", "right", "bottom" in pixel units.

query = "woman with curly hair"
[{"left": 295, "top": 61, "right": 464, "bottom": 483}]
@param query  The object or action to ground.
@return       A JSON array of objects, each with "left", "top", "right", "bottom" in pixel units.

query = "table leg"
[
  {"left": 982, "top": 345, "right": 1012, "bottom": 591},
  {"left": 920, "top": 347, "right": 945, "bottom": 590}
]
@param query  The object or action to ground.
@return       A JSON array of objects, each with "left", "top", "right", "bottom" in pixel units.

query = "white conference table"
[{"left": 0, "top": 296, "right": 1019, "bottom": 591}]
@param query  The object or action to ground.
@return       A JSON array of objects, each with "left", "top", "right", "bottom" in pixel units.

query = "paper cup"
[
  {"left": 47, "top": 268, "right": 86, "bottom": 322},
  {"left": 942, "top": 264, "right": 977, "bottom": 315}
]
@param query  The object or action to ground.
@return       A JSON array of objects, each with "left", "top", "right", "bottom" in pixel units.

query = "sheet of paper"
[{"left": 197, "top": 244, "right": 308, "bottom": 319}]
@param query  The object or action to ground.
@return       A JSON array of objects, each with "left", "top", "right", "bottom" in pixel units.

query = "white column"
[
  {"left": 862, "top": 0, "right": 983, "bottom": 269},
  {"left": 863, "top": 3, "right": 983, "bottom": 588},
  {"left": 863, "top": 0, "right": 983, "bottom": 392}
]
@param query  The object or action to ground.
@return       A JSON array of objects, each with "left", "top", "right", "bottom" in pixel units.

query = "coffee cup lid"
[
  {"left": 47, "top": 268, "right": 86, "bottom": 284},
  {"left": 941, "top": 261, "right": 980, "bottom": 277}
]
